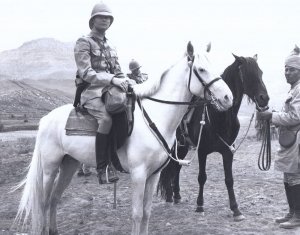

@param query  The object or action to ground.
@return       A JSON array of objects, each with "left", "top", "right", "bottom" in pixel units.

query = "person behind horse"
[
  {"left": 127, "top": 59, "right": 148, "bottom": 84},
  {"left": 257, "top": 45, "right": 300, "bottom": 229},
  {"left": 74, "top": 2, "right": 129, "bottom": 184}
]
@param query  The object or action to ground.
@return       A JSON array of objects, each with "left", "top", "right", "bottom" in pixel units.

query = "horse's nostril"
[
  {"left": 224, "top": 95, "right": 229, "bottom": 101},
  {"left": 260, "top": 94, "right": 270, "bottom": 102}
]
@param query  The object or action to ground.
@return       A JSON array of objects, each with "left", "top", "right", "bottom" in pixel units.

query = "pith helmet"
[
  {"left": 89, "top": 2, "right": 114, "bottom": 29},
  {"left": 129, "top": 60, "right": 141, "bottom": 71}
]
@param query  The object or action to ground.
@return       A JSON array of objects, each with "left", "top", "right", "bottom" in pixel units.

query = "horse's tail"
[
  {"left": 157, "top": 158, "right": 177, "bottom": 199},
  {"left": 13, "top": 126, "right": 44, "bottom": 232},
  {"left": 157, "top": 144, "right": 189, "bottom": 199}
]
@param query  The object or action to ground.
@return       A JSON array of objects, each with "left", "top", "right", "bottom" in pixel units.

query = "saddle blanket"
[{"left": 65, "top": 109, "right": 97, "bottom": 136}]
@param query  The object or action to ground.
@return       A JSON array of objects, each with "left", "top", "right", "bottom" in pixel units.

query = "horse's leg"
[
  {"left": 222, "top": 151, "right": 245, "bottom": 221},
  {"left": 165, "top": 178, "right": 174, "bottom": 203},
  {"left": 131, "top": 168, "right": 147, "bottom": 235},
  {"left": 196, "top": 153, "right": 207, "bottom": 213},
  {"left": 49, "top": 155, "right": 80, "bottom": 235},
  {"left": 41, "top": 157, "right": 62, "bottom": 234},
  {"left": 140, "top": 173, "right": 160, "bottom": 235},
  {"left": 173, "top": 164, "right": 182, "bottom": 204},
  {"left": 173, "top": 145, "right": 188, "bottom": 204}
]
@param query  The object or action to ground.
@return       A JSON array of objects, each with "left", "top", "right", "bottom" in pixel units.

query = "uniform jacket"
[
  {"left": 272, "top": 80, "right": 300, "bottom": 173},
  {"left": 74, "top": 30, "right": 122, "bottom": 110}
]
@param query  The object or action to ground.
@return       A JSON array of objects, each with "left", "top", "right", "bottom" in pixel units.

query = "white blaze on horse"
[{"left": 14, "top": 42, "right": 233, "bottom": 235}]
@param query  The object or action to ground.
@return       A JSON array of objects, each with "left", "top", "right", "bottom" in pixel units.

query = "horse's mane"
[
  {"left": 133, "top": 68, "right": 171, "bottom": 98},
  {"left": 222, "top": 57, "right": 257, "bottom": 106}
]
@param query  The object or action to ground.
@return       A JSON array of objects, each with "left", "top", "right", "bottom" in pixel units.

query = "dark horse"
[{"left": 158, "top": 54, "right": 269, "bottom": 221}]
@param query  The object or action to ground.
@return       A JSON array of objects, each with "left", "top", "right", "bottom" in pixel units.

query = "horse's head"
[
  {"left": 232, "top": 54, "right": 269, "bottom": 111},
  {"left": 186, "top": 42, "right": 233, "bottom": 111}
]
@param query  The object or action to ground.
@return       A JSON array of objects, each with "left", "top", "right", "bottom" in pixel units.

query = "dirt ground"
[{"left": 1, "top": 130, "right": 300, "bottom": 235}]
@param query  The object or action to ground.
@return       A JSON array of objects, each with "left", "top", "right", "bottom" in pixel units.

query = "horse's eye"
[{"left": 199, "top": 68, "right": 205, "bottom": 72}]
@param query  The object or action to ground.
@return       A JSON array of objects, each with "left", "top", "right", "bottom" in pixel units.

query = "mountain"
[{"left": 0, "top": 38, "right": 76, "bottom": 80}]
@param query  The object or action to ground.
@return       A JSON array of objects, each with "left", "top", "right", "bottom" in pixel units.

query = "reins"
[
  {"left": 137, "top": 97, "right": 207, "bottom": 169},
  {"left": 206, "top": 107, "right": 256, "bottom": 154},
  {"left": 145, "top": 96, "right": 208, "bottom": 107},
  {"left": 136, "top": 58, "right": 221, "bottom": 174},
  {"left": 257, "top": 119, "right": 272, "bottom": 171}
]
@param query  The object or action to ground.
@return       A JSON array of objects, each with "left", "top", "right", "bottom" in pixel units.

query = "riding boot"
[
  {"left": 95, "top": 133, "right": 119, "bottom": 184},
  {"left": 275, "top": 183, "right": 294, "bottom": 223},
  {"left": 279, "top": 184, "right": 300, "bottom": 229}
]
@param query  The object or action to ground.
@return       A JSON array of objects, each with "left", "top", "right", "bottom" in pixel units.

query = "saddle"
[
  {"left": 65, "top": 91, "right": 136, "bottom": 172},
  {"left": 178, "top": 107, "right": 196, "bottom": 148}
]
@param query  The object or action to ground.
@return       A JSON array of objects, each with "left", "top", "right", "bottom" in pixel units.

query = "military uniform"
[
  {"left": 73, "top": 2, "right": 121, "bottom": 184},
  {"left": 74, "top": 30, "right": 123, "bottom": 133},
  {"left": 127, "top": 59, "right": 148, "bottom": 84},
  {"left": 127, "top": 72, "right": 148, "bottom": 84}
]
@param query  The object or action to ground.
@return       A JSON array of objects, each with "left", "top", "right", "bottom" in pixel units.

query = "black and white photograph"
[{"left": 1, "top": 0, "right": 300, "bottom": 234}]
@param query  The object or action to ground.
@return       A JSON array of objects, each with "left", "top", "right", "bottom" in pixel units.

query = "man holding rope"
[{"left": 257, "top": 45, "right": 300, "bottom": 229}]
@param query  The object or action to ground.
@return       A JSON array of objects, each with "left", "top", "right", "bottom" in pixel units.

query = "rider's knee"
[{"left": 97, "top": 116, "right": 112, "bottom": 133}]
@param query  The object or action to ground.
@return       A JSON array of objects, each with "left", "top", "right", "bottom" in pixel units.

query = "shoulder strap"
[{"left": 86, "top": 36, "right": 113, "bottom": 73}]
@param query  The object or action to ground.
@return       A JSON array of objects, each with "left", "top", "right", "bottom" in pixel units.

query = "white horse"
[{"left": 14, "top": 42, "right": 233, "bottom": 235}]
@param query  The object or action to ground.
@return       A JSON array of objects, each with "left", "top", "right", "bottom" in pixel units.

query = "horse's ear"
[
  {"left": 187, "top": 41, "right": 194, "bottom": 58},
  {"left": 206, "top": 42, "right": 211, "bottom": 53},
  {"left": 293, "top": 45, "right": 300, "bottom": 55},
  {"left": 232, "top": 53, "right": 243, "bottom": 64},
  {"left": 253, "top": 54, "right": 258, "bottom": 61}
]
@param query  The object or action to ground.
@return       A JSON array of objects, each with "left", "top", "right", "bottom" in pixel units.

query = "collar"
[
  {"left": 89, "top": 29, "right": 107, "bottom": 42},
  {"left": 291, "top": 79, "right": 300, "bottom": 89}
]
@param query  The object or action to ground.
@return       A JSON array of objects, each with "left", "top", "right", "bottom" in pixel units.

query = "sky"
[{"left": 1, "top": 0, "right": 300, "bottom": 109}]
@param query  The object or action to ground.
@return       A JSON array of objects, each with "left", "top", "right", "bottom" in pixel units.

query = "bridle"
[
  {"left": 187, "top": 55, "right": 221, "bottom": 108},
  {"left": 146, "top": 55, "right": 222, "bottom": 108},
  {"left": 239, "top": 64, "right": 269, "bottom": 112},
  {"left": 137, "top": 55, "right": 224, "bottom": 175}
]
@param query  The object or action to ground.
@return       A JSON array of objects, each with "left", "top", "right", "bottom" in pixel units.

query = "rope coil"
[{"left": 257, "top": 119, "right": 272, "bottom": 171}]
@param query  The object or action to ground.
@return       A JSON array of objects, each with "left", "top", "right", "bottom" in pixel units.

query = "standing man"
[
  {"left": 74, "top": 2, "right": 128, "bottom": 184},
  {"left": 127, "top": 59, "right": 148, "bottom": 84},
  {"left": 257, "top": 45, "right": 300, "bottom": 229}
]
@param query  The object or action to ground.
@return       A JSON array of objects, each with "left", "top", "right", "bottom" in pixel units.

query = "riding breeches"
[{"left": 85, "top": 100, "right": 112, "bottom": 134}]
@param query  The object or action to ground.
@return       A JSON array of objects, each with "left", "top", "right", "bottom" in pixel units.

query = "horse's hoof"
[
  {"left": 195, "top": 206, "right": 204, "bottom": 213},
  {"left": 49, "top": 230, "right": 59, "bottom": 235},
  {"left": 166, "top": 198, "right": 173, "bottom": 203},
  {"left": 174, "top": 198, "right": 181, "bottom": 204},
  {"left": 234, "top": 214, "right": 245, "bottom": 221}
]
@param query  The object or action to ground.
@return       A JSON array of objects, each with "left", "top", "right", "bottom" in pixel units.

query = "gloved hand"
[
  {"left": 111, "top": 76, "right": 128, "bottom": 92},
  {"left": 256, "top": 110, "right": 273, "bottom": 121}
]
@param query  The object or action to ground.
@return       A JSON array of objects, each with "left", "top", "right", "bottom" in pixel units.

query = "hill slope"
[{"left": 0, "top": 38, "right": 76, "bottom": 80}]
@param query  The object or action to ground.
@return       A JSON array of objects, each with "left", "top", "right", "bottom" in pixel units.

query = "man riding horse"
[{"left": 74, "top": 2, "right": 131, "bottom": 184}]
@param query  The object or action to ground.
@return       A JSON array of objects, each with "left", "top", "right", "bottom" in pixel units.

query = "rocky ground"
[{"left": 1, "top": 130, "right": 300, "bottom": 235}]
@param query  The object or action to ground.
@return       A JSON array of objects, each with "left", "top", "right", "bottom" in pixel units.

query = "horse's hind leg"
[
  {"left": 49, "top": 155, "right": 80, "bottom": 235},
  {"left": 173, "top": 145, "right": 188, "bottom": 204},
  {"left": 172, "top": 164, "right": 182, "bottom": 204},
  {"left": 222, "top": 151, "right": 245, "bottom": 221},
  {"left": 42, "top": 157, "right": 61, "bottom": 234},
  {"left": 196, "top": 153, "right": 207, "bottom": 214}
]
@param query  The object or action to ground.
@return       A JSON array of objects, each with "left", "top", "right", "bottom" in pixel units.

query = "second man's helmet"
[{"left": 129, "top": 60, "right": 141, "bottom": 71}]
